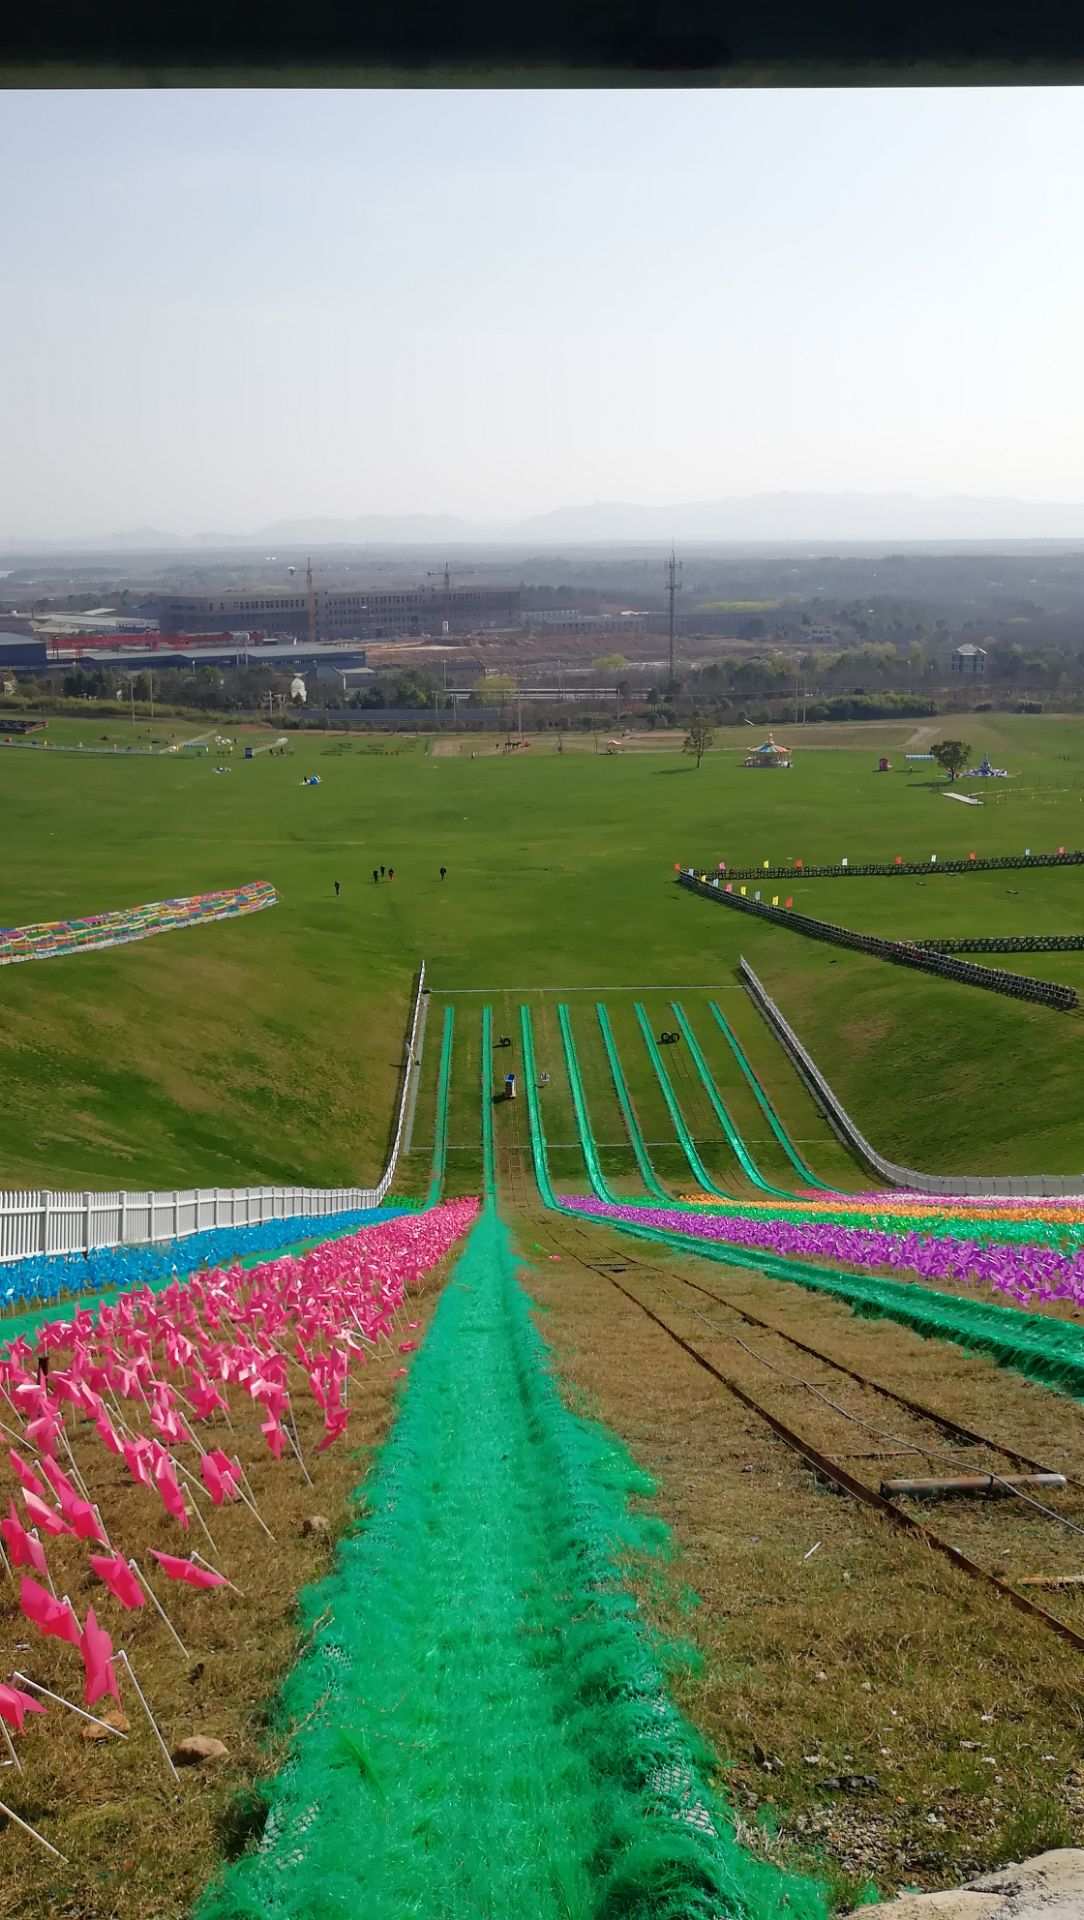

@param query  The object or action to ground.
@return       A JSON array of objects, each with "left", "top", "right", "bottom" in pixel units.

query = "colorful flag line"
[{"left": 0, "top": 883, "right": 277, "bottom": 968}]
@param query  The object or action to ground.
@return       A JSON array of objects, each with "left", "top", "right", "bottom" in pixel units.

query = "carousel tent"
[{"left": 742, "top": 733, "right": 792, "bottom": 768}]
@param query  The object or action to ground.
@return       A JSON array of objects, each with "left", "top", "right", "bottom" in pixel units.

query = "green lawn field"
[{"left": 2, "top": 711, "right": 1083, "bottom": 1192}]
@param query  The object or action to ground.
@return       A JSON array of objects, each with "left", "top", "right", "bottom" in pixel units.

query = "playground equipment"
[
  {"left": 742, "top": 732, "right": 791, "bottom": 769},
  {"left": 966, "top": 755, "right": 1009, "bottom": 777}
]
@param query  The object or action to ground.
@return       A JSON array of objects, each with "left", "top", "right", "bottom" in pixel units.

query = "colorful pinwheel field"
[
  {"left": 0, "top": 1202, "right": 480, "bottom": 1911},
  {"left": 569, "top": 1193, "right": 1084, "bottom": 1313},
  {"left": 0, "top": 883, "right": 277, "bottom": 968}
]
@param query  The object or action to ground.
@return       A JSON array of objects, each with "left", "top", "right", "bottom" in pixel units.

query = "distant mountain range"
[{"left": 8, "top": 492, "right": 1084, "bottom": 551}]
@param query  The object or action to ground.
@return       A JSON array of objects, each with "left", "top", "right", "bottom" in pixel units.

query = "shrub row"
[
  {"left": 712, "top": 852, "right": 1084, "bottom": 881},
  {"left": 919, "top": 934, "right": 1084, "bottom": 954},
  {"left": 676, "top": 874, "right": 1078, "bottom": 1011}
]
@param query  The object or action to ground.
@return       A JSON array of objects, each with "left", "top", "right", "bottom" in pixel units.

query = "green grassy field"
[{"left": 2, "top": 711, "right": 1083, "bottom": 1191}]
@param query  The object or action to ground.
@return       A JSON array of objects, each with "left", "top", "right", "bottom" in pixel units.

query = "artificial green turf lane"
[
  {"left": 639, "top": 994, "right": 752, "bottom": 1197},
  {"left": 718, "top": 991, "right": 874, "bottom": 1192},
  {"left": 561, "top": 1003, "right": 644, "bottom": 1195},
  {"left": 595, "top": 1004, "right": 675, "bottom": 1204},
  {"left": 195, "top": 1199, "right": 827, "bottom": 1920},
  {"left": 423, "top": 1005, "right": 455, "bottom": 1207},
  {"left": 693, "top": 1000, "right": 827, "bottom": 1192}
]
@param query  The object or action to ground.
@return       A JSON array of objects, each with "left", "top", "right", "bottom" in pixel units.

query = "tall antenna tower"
[
  {"left": 306, "top": 556, "right": 316, "bottom": 649},
  {"left": 665, "top": 547, "right": 682, "bottom": 688}
]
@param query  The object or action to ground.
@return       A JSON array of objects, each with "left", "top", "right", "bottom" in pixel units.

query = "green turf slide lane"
[
  {"left": 595, "top": 1003, "right": 675, "bottom": 1205},
  {"left": 195, "top": 1194, "right": 826, "bottom": 1920},
  {"left": 481, "top": 1002, "right": 496, "bottom": 1198},
  {"left": 556, "top": 1003, "right": 626, "bottom": 1205},
  {"left": 706, "top": 999, "right": 834, "bottom": 1192},
  {"left": 423, "top": 1004, "right": 455, "bottom": 1207},
  {"left": 670, "top": 1001, "right": 794, "bottom": 1199},
  {"left": 633, "top": 1002, "right": 734, "bottom": 1199}
]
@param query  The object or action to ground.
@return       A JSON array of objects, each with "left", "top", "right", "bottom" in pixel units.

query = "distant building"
[
  {"left": 951, "top": 643, "right": 987, "bottom": 676},
  {"left": 156, "top": 584, "right": 520, "bottom": 642},
  {"left": 522, "top": 608, "right": 648, "bottom": 634}
]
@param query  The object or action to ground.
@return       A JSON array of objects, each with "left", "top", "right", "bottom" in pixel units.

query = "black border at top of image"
[{"left": 2, "top": 0, "right": 1084, "bottom": 87}]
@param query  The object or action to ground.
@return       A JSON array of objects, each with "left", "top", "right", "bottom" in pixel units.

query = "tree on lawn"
[
  {"left": 683, "top": 712, "right": 714, "bottom": 769},
  {"left": 930, "top": 739, "right": 972, "bottom": 782}
]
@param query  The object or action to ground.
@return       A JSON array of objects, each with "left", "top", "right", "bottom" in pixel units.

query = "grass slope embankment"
[
  {"left": 196, "top": 1204, "right": 827, "bottom": 1920},
  {"left": 5, "top": 712, "right": 1084, "bottom": 1188}
]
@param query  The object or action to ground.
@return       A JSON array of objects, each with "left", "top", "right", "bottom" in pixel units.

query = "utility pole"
[
  {"left": 665, "top": 547, "right": 681, "bottom": 690},
  {"left": 306, "top": 556, "right": 317, "bottom": 649}
]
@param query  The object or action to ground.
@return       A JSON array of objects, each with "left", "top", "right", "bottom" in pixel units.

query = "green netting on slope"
[{"left": 194, "top": 1205, "right": 827, "bottom": 1920}]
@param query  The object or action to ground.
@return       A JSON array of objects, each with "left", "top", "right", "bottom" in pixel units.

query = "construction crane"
[
  {"left": 427, "top": 563, "right": 453, "bottom": 594},
  {"left": 306, "top": 556, "right": 317, "bottom": 649}
]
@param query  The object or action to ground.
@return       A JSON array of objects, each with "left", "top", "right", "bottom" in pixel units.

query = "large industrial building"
[{"left": 156, "top": 582, "right": 521, "bottom": 642}]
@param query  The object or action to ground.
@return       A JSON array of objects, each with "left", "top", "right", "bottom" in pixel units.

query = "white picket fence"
[{"left": 0, "top": 962, "right": 427, "bottom": 1265}]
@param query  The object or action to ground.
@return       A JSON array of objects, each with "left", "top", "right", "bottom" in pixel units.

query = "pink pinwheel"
[
  {"left": 122, "top": 1438, "right": 153, "bottom": 1489},
  {"left": 94, "top": 1411, "right": 124, "bottom": 1457},
  {"left": 21, "top": 1489, "right": 72, "bottom": 1538},
  {"left": 80, "top": 1607, "right": 119, "bottom": 1707},
  {"left": 19, "top": 1577, "right": 81, "bottom": 1647},
  {"left": 1, "top": 1502, "right": 47, "bottom": 1576},
  {"left": 150, "top": 1551, "right": 227, "bottom": 1590},
  {"left": 0, "top": 1681, "right": 46, "bottom": 1733},
  {"left": 89, "top": 1554, "right": 145, "bottom": 1610},
  {"left": 8, "top": 1448, "right": 48, "bottom": 1501},
  {"left": 39, "top": 1456, "right": 81, "bottom": 1508},
  {"left": 189, "top": 1374, "right": 226, "bottom": 1421},
  {"left": 207, "top": 1448, "right": 243, "bottom": 1496},
  {"left": 153, "top": 1453, "right": 189, "bottom": 1529},
  {"left": 199, "top": 1452, "right": 239, "bottom": 1506},
  {"left": 24, "top": 1413, "right": 62, "bottom": 1458},
  {"left": 314, "top": 1407, "right": 349, "bottom": 1453},
  {"left": 63, "top": 1497, "right": 106, "bottom": 1544}
]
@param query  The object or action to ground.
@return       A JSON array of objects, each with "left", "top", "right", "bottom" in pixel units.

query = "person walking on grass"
[
  {"left": 388, "top": 867, "right": 395, "bottom": 881},
  {"left": 334, "top": 880, "right": 341, "bottom": 897},
  {"left": 372, "top": 868, "right": 379, "bottom": 884},
  {"left": 439, "top": 866, "right": 447, "bottom": 881},
  {"left": 380, "top": 865, "right": 386, "bottom": 878}
]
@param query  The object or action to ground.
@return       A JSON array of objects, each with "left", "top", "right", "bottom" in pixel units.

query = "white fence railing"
[
  {"left": 0, "top": 962, "right": 427, "bottom": 1265},
  {"left": 741, "top": 955, "right": 1084, "bottom": 1198}
]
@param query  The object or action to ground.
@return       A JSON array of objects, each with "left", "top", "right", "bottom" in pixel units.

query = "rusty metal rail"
[{"left": 537, "top": 1219, "right": 1084, "bottom": 1657}]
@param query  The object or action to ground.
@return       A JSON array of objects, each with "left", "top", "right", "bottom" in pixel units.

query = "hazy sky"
[{"left": 3, "top": 87, "right": 1084, "bottom": 538}]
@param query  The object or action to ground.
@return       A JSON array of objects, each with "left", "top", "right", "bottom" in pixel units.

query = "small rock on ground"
[
  {"left": 81, "top": 1709, "right": 130, "bottom": 1742},
  {"left": 173, "top": 1734, "right": 229, "bottom": 1765},
  {"left": 855, "top": 1849, "right": 1084, "bottom": 1919},
  {"left": 301, "top": 1514, "right": 331, "bottom": 1538}
]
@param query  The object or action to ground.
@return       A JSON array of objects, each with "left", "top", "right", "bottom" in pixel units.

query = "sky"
[{"left": 3, "top": 86, "right": 1084, "bottom": 540}]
